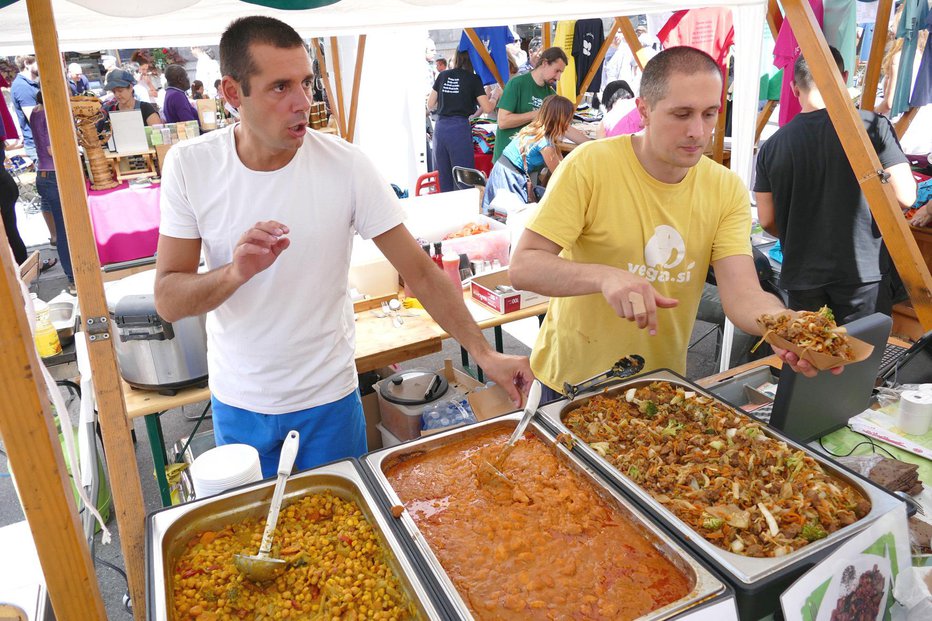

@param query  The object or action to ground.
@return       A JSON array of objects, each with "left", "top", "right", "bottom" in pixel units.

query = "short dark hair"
[
  {"left": 639, "top": 46, "right": 722, "bottom": 108},
  {"left": 793, "top": 45, "right": 845, "bottom": 91},
  {"left": 535, "top": 47, "right": 568, "bottom": 69},
  {"left": 164, "top": 64, "right": 189, "bottom": 89},
  {"left": 220, "top": 16, "right": 306, "bottom": 96},
  {"left": 34, "top": 89, "right": 42, "bottom": 106}
]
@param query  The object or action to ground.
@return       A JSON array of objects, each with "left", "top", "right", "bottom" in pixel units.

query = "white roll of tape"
[{"left": 898, "top": 390, "right": 932, "bottom": 436}]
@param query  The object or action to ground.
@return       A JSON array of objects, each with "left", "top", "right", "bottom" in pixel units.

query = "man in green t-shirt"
[{"left": 492, "top": 47, "right": 591, "bottom": 162}]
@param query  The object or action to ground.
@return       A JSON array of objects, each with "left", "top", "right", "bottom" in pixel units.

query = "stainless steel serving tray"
[
  {"left": 363, "top": 413, "right": 726, "bottom": 620},
  {"left": 146, "top": 459, "right": 443, "bottom": 621},
  {"left": 536, "top": 369, "right": 903, "bottom": 586}
]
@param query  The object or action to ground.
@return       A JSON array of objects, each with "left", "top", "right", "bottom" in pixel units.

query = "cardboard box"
[
  {"left": 376, "top": 360, "right": 515, "bottom": 441},
  {"left": 361, "top": 392, "right": 383, "bottom": 452},
  {"left": 470, "top": 268, "right": 549, "bottom": 315}
]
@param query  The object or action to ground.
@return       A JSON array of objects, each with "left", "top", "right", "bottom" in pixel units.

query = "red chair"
[{"left": 415, "top": 171, "right": 440, "bottom": 196}]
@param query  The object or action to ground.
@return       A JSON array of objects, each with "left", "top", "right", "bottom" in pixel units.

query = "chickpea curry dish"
[{"left": 171, "top": 491, "right": 417, "bottom": 620}]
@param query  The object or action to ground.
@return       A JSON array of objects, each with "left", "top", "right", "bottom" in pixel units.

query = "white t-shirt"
[{"left": 159, "top": 126, "right": 405, "bottom": 414}]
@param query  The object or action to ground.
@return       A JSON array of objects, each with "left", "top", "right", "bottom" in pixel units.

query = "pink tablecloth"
[{"left": 87, "top": 182, "right": 161, "bottom": 265}]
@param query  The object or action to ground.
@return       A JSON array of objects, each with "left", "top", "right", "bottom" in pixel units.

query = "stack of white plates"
[{"left": 190, "top": 444, "right": 262, "bottom": 499}]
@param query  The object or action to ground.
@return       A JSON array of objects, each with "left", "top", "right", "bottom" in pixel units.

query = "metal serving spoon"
[
  {"left": 477, "top": 380, "right": 542, "bottom": 491},
  {"left": 233, "top": 430, "right": 300, "bottom": 583}
]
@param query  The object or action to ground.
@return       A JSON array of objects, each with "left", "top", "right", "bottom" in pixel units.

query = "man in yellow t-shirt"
[{"left": 510, "top": 46, "right": 827, "bottom": 399}]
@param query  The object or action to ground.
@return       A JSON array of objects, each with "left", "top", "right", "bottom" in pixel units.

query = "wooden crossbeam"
[
  {"left": 755, "top": 99, "right": 778, "bottom": 144},
  {"left": 860, "top": 0, "right": 894, "bottom": 112},
  {"left": 618, "top": 15, "right": 646, "bottom": 71},
  {"left": 766, "top": 0, "right": 784, "bottom": 39},
  {"left": 465, "top": 28, "right": 505, "bottom": 88},
  {"left": 895, "top": 106, "right": 919, "bottom": 136},
  {"left": 543, "top": 22, "right": 552, "bottom": 49},
  {"left": 577, "top": 18, "right": 624, "bottom": 104},
  {"left": 328, "top": 37, "right": 348, "bottom": 138},
  {"left": 347, "top": 35, "right": 366, "bottom": 143},
  {"left": 783, "top": 0, "right": 932, "bottom": 329}
]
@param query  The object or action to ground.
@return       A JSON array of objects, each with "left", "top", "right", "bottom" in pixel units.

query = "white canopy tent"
[{"left": 0, "top": 0, "right": 767, "bottom": 191}]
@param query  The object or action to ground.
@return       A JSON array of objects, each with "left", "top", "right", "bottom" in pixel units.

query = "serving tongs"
[
  {"left": 562, "top": 355, "right": 645, "bottom": 400},
  {"left": 476, "top": 380, "right": 542, "bottom": 497}
]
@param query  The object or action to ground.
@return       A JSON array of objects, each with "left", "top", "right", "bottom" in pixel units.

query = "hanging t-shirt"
[
  {"left": 909, "top": 10, "right": 932, "bottom": 107},
  {"left": 526, "top": 136, "right": 751, "bottom": 386},
  {"left": 554, "top": 20, "right": 578, "bottom": 100},
  {"left": 893, "top": 0, "right": 931, "bottom": 116},
  {"left": 160, "top": 126, "right": 405, "bottom": 414},
  {"left": 433, "top": 68, "right": 485, "bottom": 118},
  {"left": 824, "top": 0, "right": 858, "bottom": 86},
  {"left": 458, "top": 27, "right": 511, "bottom": 87},
  {"left": 492, "top": 72, "right": 555, "bottom": 162},
  {"left": 573, "top": 18, "right": 606, "bottom": 94},
  {"left": 657, "top": 8, "right": 735, "bottom": 69},
  {"left": 772, "top": 0, "right": 825, "bottom": 126}
]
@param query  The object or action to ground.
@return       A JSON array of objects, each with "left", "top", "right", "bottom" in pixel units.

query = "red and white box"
[{"left": 469, "top": 268, "right": 548, "bottom": 315}]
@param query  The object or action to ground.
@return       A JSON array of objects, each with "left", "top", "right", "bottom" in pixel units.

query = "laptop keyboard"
[{"left": 879, "top": 342, "right": 909, "bottom": 375}]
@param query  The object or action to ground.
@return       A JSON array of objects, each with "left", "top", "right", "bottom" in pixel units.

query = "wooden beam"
[
  {"left": 346, "top": 35, "right": 366, "bottom": 144},
  {"left": 766, "top": 0, "right": 784, "bottom": 39},
  {"left": 19, "top": 3, "right": 138, "bottom": 620},
  {"left": 328, "top": 37, "right": 348, "bottom": 138},
  {"left": 464, "top": 28, "right": 505, "bottom": 88},
  {"left": 712, "top": 92, "right": 728, "bottom": 164},
  {"left": 895, "top": 106, "right": 919, "bottom": 136},
  {"left": 543, "top": 22, "right": 552, "bottom": 49},
  {"left": 783, "top": 0, "right": 932, "bottom": 328},
  {"left": 577, "top": 18, "right": 623, "bottom": 104},
  {"left": 311, "top": 38, "right": 343, "bottom": 137},
  {"left": 860, "top": 0, "right": 893, "bottom": 111},
  {"left": 755, "top": 99, "right": 778, "bottom": 144},
  {"left": 618, "top": 16, "right": 646, "bottom": 71}
]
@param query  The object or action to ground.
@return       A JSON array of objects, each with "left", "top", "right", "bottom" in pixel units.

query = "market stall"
[{"left": 2, "top": 1, "right": 932, "bottom": 620}]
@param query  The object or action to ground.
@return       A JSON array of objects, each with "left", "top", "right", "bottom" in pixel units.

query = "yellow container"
[{"left": 33, "top": 297, "right": 62, "bottom": 358}]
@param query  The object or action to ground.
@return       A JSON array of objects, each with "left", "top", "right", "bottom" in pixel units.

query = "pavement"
[{"left": 0, "top": 195, "right": 739, "bottom": 618}]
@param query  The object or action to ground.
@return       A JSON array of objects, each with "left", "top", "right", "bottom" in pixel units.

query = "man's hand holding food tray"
[{"left": 755, "top": 306, "right": 874, "bottom": 377}]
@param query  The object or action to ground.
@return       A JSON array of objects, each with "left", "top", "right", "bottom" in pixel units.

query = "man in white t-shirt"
[{"left": 156, "top": 16, "right": 533, "bottom": 477}]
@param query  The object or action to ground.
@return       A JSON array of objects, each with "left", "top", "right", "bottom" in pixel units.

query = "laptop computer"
[
  {"left": 768, "top": 313, "right": 892, "bottom": 443},
  {"left": 878, "top": 329, "right": 932, "bottom": 385}
]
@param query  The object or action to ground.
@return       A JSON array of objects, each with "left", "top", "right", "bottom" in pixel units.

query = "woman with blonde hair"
[{"left": 482, "top": 94, "right": 574, "bottom": 212}]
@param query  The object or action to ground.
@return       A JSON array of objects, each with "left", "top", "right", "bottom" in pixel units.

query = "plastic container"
[
  {"left": 32, "top": 294, "right": 61, "bottom": 358},
  {"left": 441, "top": 254, "right": 461, "bottom": 289}
]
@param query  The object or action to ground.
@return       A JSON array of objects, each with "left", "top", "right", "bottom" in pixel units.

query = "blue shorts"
[{"left": 211, "top": 390, "right": 367, "bottom": 479}]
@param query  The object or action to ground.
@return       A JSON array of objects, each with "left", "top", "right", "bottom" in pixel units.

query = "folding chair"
[
  {"left": 414, "top": 171, "right": 440, "bottom": 196},
  {"left": 4, "top": 153, "right": 41, "bottom": 214},
  {"left": 452, "top": 166, "right": 487, "bottom": 210}
]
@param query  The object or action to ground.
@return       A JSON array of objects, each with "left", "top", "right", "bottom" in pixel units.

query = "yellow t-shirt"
[
  {"left": 525, "top": 136, "right": 751, "bottom": 390},
  {"left": 554, "top": 20, "right": 578, "bottom": 100}
]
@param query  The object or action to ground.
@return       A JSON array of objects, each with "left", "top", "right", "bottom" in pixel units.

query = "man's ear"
[
  {"left": 221, "top": 76, "right": 242, "bottom": 108},
  {"left": 790, "top": 81, "right": 801, "bottom": 99},
  {"left": 636, "top": 97, "right": 649, "bottom": 126}
]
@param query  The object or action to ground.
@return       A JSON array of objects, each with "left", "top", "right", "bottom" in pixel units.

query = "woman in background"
[
  {"left": 428, "top": 50, "right": 499, "bottom": 192},
  {"left": 482, "top": 94, "right": 574, "bottom": 212},
  {"left": 597, "top": 80, "right": 642, "bottom": 138}
]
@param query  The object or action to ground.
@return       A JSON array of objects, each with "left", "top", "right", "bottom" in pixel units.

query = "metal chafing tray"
[
  {"left": 362, "top": 413, "right": 727, "bottom": 620},
  {"left": 535, "top": 369, "right": 905, "bottom": 619},
  {"left": 146, "top": 459, "right": 444, "bottom": 620}
]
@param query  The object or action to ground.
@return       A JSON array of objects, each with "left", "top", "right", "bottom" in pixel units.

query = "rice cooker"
[{"left": 105, "top": 271, "right": 208, "bottom": 392}]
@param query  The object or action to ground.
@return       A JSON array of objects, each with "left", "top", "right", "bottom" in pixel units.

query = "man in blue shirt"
[
  {"left": 67, "top": 63, "right": 90, "bottom": 95},
  {"left": 11, "top": 55, "right": 39, "bottom": 162}
]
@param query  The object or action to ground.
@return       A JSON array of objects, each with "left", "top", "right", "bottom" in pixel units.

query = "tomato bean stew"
[{"left": 385, "top": 427, "right": 692, "bottom": 620}]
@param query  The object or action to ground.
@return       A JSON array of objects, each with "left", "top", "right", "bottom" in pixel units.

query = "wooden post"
[
  {"left": 618, "top": 16, "right": 646, "bottom": 71},
  {"left": 755, "top": 99, "right": 778, "bottom": 144},
  {"left": 328, "top": 37, "right": 348, "bottom": 138},
  {"left": 895, "top": 106, "right": 919, "bottom": 136},
  {"left": 783, "top": 0, "right": 932, "bottom": 328},
  {"left": 712, "top": 91, "right": 728, "bottom": 164},
  {"left": 22, "top": 1, "right": 147, "bottom": 619},
  {"left": 346, "top": 35, "right": 366, "bottom": 144},
  {"left": 543, "top": 22, "right": 552, "bottom": 49},
  {"left": 464, "top": 28, "right": 505, "bottom": 88},
  {"left": 311, "top": 38, "right": 343, "bottom": 137},
  {"left": 766, "top": 0, "right": 784, "bottom": 39},
  {"left": 577, "top": 18, "right": 623, "bottom": 104},
  {"left": 860, "top": 0, "right": 893, "bottom": 112}
]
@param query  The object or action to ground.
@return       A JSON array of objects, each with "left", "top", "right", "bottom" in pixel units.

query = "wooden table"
[
  {"left": 104, "top": 148, "right": 158, "bottom": 182},
  {"left": 128, "top": 291, "right": 549, "bottom": 506}
]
